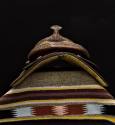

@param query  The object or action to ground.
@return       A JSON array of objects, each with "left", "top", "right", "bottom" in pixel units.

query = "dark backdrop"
[{"left": 0, "top": 0, "right": 115, "bottom": 97}]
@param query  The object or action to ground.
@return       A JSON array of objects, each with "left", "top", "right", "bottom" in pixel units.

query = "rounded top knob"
[{"left": 50, "top": 25, "right": 62, "bottom": 34}]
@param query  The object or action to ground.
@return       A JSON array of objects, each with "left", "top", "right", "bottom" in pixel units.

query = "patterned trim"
[
  {"left": 12, "top": 104, "right": 104, "bottom": 116},
  {"left": 13, "top": 107, "right": 34, "bottom": 117},
  {"left": 0, "top": 99, "right": 115, "bottom": 110},
  {"left": 6, "top": 85, "right": 104, "bottom": 94},
  {"left": 0, "top": 104, "right": 115, "bottom": 123},
  {"left": 84, "top": 104, "right": 104, "bottom": 115}
]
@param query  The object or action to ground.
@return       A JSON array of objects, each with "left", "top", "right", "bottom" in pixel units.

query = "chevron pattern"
[
  {"left": 13, "top": 107, "right": 35, "bottom": 117},
  {"left": 8, "top": 103, "right": 105, "bottom": 118},
  {"left": 84, "top": 104, "right": 104, "bottom": 115},
  {"left": 52, "top": 105, "right": 68, "bottom": 116}
]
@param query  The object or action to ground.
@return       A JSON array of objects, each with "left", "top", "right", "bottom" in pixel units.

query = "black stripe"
[
  {"left": 0, "top": 109, "right": 13, "bottom": 119},
  {"left": 103, "top": 105, "right": 115, "bottom": 115}
]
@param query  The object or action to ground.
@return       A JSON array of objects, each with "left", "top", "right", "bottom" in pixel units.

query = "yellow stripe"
[
  {"left": 0, "top": 99, "right": 115, "bottom": 109},
  {"left": 0, "top": 115, "right": 115, "bottom": 123},
  {"left": 6, "top": 85, "right": 104, "bottom": 94}
]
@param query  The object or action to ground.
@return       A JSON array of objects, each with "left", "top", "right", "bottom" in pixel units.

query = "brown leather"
[{"left": 28, "top": 25, "right": 90, "bottom": 60}]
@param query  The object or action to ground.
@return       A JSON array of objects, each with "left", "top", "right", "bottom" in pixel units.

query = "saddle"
[{"left": 0, "top": 25, "right": 114, "bottom": 124}]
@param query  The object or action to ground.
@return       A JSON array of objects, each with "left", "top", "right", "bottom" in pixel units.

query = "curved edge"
[{"left": 11, "top": 52, "right": 107, "bottom": 87}]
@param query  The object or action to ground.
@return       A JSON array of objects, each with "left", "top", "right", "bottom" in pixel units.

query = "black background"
[{"left": 0, "top": 0, "right": 115, "bottom": 97}]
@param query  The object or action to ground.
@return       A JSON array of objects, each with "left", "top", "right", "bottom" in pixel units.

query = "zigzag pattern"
[
  {"left": 0, "top": 103, "right": 114, "bottom": 120},
  {"left": 12, "top": 107, "right": 34, "bottom": 117},
  {"left": 83, "top": 104, "right": 104, "bottom": 115},
  {"left": 52, "top": 105, "right": 68, "bottom": 116}
]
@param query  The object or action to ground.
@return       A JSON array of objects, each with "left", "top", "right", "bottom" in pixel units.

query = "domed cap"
[{"left": 28, "top": 25, "right": 90, "bottom": 60}]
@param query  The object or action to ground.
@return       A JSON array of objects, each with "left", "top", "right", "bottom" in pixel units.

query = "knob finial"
[{"left": 50, "top": 25, "right": 62, "bottom": 34}]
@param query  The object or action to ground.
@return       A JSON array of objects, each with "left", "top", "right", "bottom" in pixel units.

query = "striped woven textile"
[
  {"left": 0, "top": 87, "right": 113, "bottom": 105},
  {"left": 0, "top": 85, "right": 115, "bottom": 123},
  {"left": 0, "top": 25, "right": 115, "bottom": 125}
]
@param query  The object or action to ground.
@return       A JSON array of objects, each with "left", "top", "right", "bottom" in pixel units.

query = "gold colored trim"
[
  {"left": 63, "top": 54, "right": 107, "bottom": 86},
  {"left": 0, "top": 99, "right": 115, "bottom": 109},
  {"left": 12, "top": 53, "right": 107, "bottom": 87},
  {"left": 6, "top": 85, "right": 104, "bottom": 94},
  {"left": 12, "top": 56, "right": 58, "bottom": 87},
  {"left": 0, "top": 115, "right": 115, "bottom": 123}
]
